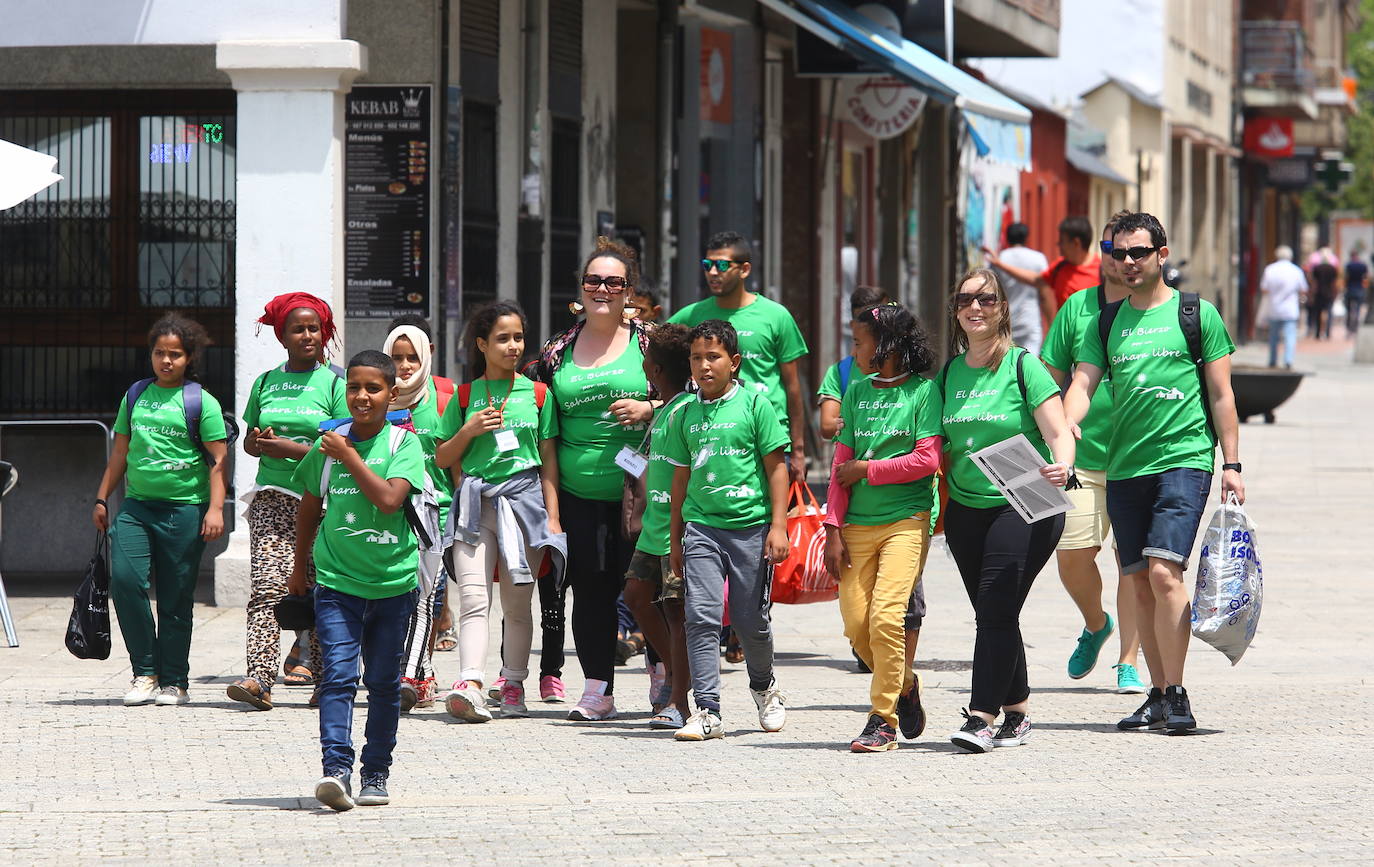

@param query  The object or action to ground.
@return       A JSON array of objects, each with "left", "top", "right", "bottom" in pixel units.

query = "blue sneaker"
[
  {"left": 1067, "top": 612, "right": 1115, "bottom": 680},
  {"left": 1113, "top": 663, "right": 1147, "bottom": 694}
]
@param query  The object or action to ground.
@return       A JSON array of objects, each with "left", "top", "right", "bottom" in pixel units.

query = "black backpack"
[
  {"left": 1096, "top": 290, "right": 1214, "bottom": 443},
  {"left": 65, "top": 533, "right": 112, "bottom": 660},
  {"left": 938, "top": 347, "right": 1031, "bottom": 404},
  {"left": 122, "top": 379, "right": 240, "bottom": 466}
]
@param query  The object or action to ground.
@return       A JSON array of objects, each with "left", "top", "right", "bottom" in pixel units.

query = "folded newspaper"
[{"left": 968, "top": 434, "right": 1073, "bottom": 524}]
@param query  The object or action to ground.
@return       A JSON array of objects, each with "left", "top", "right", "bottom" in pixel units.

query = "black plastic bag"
[{"left": 65, "top": 533, "right": 112, "bottom": 660}]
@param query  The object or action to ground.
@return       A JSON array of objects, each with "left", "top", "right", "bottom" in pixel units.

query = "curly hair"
[
  {"left": 147, "top": 313, "right": 212, "bottom": 376},
  {"left": 580, "top": 235, "right": 640, "bottom": 290},
  {"left": 646, "top": 322, "right": 693, "bottom": 390},
  {"left": 854, "top": 303, "right": 935, "bottom": 376}
]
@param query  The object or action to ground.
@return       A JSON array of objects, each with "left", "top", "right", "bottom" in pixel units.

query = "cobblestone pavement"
[{"left": 2, "top": 344, "right": 1370, "bottom": 864}]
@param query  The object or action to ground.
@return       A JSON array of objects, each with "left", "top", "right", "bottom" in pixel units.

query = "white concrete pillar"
[{"left": 211, "top": 39, "right": 366, "bottom": 606}]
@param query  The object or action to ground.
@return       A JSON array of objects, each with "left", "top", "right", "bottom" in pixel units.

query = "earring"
[{"left": 568, "top": 301, "right": 585, "bottom": 315}]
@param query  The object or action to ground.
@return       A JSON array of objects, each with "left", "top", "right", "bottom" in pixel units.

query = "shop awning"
[{"left": 762, "top": 0, "right": 1032, "bottom": 168}]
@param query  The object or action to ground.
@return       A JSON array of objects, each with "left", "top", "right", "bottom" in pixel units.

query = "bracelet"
[{"left": 95, "top": 498, "right": 108, "bottom": 509}]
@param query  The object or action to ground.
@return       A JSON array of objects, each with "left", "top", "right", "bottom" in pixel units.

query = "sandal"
[
  {"left": 649, "top": 706, "right": 685, "bottom": 730},
  {"left": 226, "top": 677, "right": 273, "bottom": 711},
  {"left": 724, "top": 630, "right": 744, "bottom": 664},
  {"left": 283, "top": 664, "right": 314, "bottom": 686},
  {"left": 436, "top": 627, "right": 458, "bottom": 652}
]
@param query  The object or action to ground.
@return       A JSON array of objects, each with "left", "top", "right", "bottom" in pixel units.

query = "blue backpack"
[
  {"left": 837, "top": 355, "right": 856, "bottom": 395},
  {"left": 122, "top": 379, "right": 239, "bottom": 467}
]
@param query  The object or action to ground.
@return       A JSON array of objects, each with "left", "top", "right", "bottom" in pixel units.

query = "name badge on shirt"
[
  {"left": 493, "top": 429, "right": 519, "bottom": 453},
  {"left": 614, "top": 446, "right": 648, "bottom": 478}
]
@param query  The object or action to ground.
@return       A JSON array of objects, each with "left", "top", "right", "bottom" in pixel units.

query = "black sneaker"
[
  {"left": 1163, "top": 685, "right": 1197, "bottom": 735},
  {"left": 314, "top": 770, "right": 354, "bottom": 812},
  {"left": 1117, "top": 687, "right": 1167, "bottom": 731},
  {"left": 850, "top": 714, "right": 898, "bottom": 753},
  {"left": 949, "top": 709, "right": 996, "bottom": 754},
  {"left": 357, "top": 770, "right": 390, "bottom": 806},
  {"left": 991, "top": 711, "right": 1031, "bottom": 747},
  {"left": 852, "top": 649, "right": 871, "bottom": 674},
  {"left": 895, "top": 674, "right": 926, "bottom": 740}
]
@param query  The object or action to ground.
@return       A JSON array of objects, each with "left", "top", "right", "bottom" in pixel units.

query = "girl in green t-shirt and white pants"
[{"left": 93, "top": 314, "right": 228, "bottom": 708}]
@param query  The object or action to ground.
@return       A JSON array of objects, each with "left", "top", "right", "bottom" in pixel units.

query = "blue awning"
[{"left": 762, "top": 0, "right": 1032, "bottom": 169}]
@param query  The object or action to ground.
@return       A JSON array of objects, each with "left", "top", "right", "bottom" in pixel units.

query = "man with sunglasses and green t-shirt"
[
  {"left": 1064, "top": 212, "right": 1244, "bottom": 737},
  {"left": 669, "top": 231, "right": 809, "bottom": 482}
]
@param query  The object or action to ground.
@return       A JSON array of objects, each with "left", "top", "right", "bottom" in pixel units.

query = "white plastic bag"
[{"left": 1191, "top": 494, "right": 1263, "bottom": 664}]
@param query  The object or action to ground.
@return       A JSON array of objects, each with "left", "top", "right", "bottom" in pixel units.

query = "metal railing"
[{"left": 1241, "top": 21, "right": 1315, "bottom": 91}]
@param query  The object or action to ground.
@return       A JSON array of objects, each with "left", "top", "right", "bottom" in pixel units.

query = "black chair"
[{"left": 0, "top": 461, "right": 17, "bottom": 647}]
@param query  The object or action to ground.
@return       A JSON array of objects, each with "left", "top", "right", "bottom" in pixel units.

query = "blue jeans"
[
  {"left": 314, "top": 584, "right": 419, "bottom": 776},
  {"left": 1106, "top": 468, "right": 1212, "bottom": 575},
  {"left": 1267, "top": 318, "right": 1297, "bottom": 367}
]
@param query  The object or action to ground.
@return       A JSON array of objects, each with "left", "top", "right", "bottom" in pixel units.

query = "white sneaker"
[
  {"left": 674, "top": 707, "right": 724, "bottom": 741},
  {"left": 444, "top": 682, "right": 494, "bottom": 723},
  {"left": 154, "top": 685, "right": 189, "bottom": 706},
  {"left": 750, "top": 683, "right": 787, "bottom": 732},
  {"left": 122, "top": 676, "right": 159, "bottom": 706}
]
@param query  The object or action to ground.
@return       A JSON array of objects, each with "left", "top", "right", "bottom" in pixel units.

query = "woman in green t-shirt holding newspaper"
[
  {"left": 93, "top": 314, "right": 229, "bottom": 708},
  {"left": 525, "top": 237, "right": 658, "bottom": 721},
  {"left": 939, "top": 268, "right": 1075, "bottom": 754}
]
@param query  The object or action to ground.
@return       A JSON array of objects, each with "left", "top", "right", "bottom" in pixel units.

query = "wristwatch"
[{"left": 1221, "top": 462, "right": 1242, "bottom": 473}]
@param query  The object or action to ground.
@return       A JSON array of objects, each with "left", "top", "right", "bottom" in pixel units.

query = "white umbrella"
[{"left": 0, "top": 138, "right": 62, "bottom": 210}]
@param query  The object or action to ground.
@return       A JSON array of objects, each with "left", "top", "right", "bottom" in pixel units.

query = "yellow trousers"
[{"left": 839, "top": 516, "right": 930, "bottom": 727}]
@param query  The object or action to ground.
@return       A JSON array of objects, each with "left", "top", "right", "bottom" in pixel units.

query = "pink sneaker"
[
  {"left": 487, "top": 676, "right": 507, "bottom": 702},
  {"left": 567, "top": 681, "right": 618, "bottom": 721},
  {"left": 540, "top": 675, "right": 566, "bottom": 703},
  {"left": 500, "top": 681, "right": 529, "bottom": 718}
]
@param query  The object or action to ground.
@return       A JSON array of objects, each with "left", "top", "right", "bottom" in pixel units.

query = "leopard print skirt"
[{"left": 246, "top": 489, "right": 321, "bottom": 688}]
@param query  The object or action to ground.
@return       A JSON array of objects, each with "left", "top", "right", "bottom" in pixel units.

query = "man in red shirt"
[{"left": 985, "top": 216, "right": 1100, "bottom": 316}]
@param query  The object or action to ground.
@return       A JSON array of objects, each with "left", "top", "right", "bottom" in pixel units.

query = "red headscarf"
[{"left": 257, "top": 292, "right": 338, "bottom": 351}]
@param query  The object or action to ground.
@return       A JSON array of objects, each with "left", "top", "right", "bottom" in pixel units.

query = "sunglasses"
[
  {"left": 700, "top": 258, "right": 740, "bottom": 273},
  {"left": 582, "top": 274, "right": 629, "bottom": 292},
  {"left": 953, "top": 292, "right": 1000, "bottom": 309},
  {"left": 1109, "top": 245, "right": 1159, "bottom": 262}
]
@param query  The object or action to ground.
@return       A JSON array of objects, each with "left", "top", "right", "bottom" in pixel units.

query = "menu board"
[{"left": 344, "top": 85, "right": 431, "bottom": 319}]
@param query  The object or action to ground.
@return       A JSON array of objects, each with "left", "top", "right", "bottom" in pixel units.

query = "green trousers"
[{"left": 109, "top": 498, "right": 208, "bottom": 689}]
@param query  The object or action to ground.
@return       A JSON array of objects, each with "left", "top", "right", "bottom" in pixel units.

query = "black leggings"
[
  {"left": 557, "top": 489, "right": 635, "bottom": 693},
  {"left": 944, "top": 500, "right": 1063, "bottom": 715}
]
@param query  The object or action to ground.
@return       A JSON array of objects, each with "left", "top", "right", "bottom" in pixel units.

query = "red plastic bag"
[{"left": 772, "top": 482, "right": 836, "bottom": 605}]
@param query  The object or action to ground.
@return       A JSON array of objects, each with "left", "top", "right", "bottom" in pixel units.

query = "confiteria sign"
[{"left": 841, "top": 76, "right": 926, "bottom": 140}]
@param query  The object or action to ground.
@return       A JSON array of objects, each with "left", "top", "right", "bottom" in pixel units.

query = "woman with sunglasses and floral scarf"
[
  {"left": 523, "top": 236, "right": 658, "bottom": 720},
  {"left": 937, "top": 268, "right": 1075, "bottom": 754}
]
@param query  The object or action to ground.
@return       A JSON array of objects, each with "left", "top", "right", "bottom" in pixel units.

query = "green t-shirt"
[
  {"left": 939, "top": 349, "right": 1061, "bottom": 509},
  {"left": 406, "top": 380, "right": 456, "bottom": 524},
  {"left": 837, "top": 376, "right": 944, "bottom": 525},
  {"left": 816, "top": 356, "right": 872, "bottom": 403},
  {"left": 636, "top": 391, "right": 696, "bottom": 556},
  {"left": 293, "top": 428, "right": 425, "bottom": 600},
  {"left": 438, "top": 375, "right": 558, "bottom": 485},
  {"left": 114, "top": 383, "right": 228, "bottom": 504},
  {"left": 1077, "top": 291, "right": 1235, "bottom": 480},
  {"left": 668, "top": 294, "right": 808, "bottom": 430},
  {"left": 243, "top": 363, "right": 347, "bottom": 494},
  {"left": 551, "top": 338, "right": 650, "bottom": 501},
  {"left": 1040, "top": 287, "right": 1113, "bottom": 473},
  {"left": 663, "top": 384, "right": 789, "bottom": 529}
]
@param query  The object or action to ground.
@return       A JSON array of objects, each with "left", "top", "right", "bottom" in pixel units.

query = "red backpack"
[
  {"left": 455, "top": 379, "right": 547, "bottom": 413},
  {"left": 432, "top": 375, "right": 456, "bottom": 415}
]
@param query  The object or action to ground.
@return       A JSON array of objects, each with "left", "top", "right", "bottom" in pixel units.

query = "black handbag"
[{"left": 65, "top": 532, "right": 112, "bottom": 660}]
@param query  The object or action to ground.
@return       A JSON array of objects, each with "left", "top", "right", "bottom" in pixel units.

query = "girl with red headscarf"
[{"left": 227, "top": 293, "right": 346, "bottom": 711}]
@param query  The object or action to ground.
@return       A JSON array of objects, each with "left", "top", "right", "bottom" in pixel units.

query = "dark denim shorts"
[{"left": 1106, "top": 468, "right": 1213, "bottom": 574}]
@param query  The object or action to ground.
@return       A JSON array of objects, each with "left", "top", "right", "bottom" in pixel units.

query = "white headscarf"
[{"left": 382, "top": 324, "right": 432, "bottom": 409}]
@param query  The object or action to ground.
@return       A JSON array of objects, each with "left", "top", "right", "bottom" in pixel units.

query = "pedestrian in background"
[
  {"left": 1343, "top": 249, "right": 1367, "bottom": 337},
  {"left": 984, "top": 216, "right": 1099, "bottom": 318},
  {"left": 985, "top": 222, "right": 1051, "bottom": 353},
  {"left": 94, "top": 313, "right": 229, "bottom": 708},
  {"left": 1307, "top": 247, "right": 1339, "bottom": 340},
  {"left": 1260, "top": 246, "right": 1307, "bottom": 369}
]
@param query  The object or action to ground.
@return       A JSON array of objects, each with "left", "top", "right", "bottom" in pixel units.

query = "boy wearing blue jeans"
[
  {"left": 290, "top": 350, "right": 426, "bottom": 810},
  {"left": 667, "top": 320, "right": 791, "bottom": 741}
]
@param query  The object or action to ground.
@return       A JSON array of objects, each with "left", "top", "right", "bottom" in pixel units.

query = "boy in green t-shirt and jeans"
[
  {"left": 290, "top": 350, "right": 426, "bottom": 811},
  {"left": 667, "top": 320, "right": 791, "bottom": 741}
]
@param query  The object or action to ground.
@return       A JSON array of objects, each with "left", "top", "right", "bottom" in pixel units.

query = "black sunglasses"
[
  {"left": 1109, "top": 245, "right": 1159, "bottom": 262},
  {"left": 952, "top": 292, "right": 1000, "bottom": 309},
  {"left": 582, "top": 274, "right": 629, "bottom": 292},
  {"left": 700, "top": 258, "right": 740, "bottom": 273}
]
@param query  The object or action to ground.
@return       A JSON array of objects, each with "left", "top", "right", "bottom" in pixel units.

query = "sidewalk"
[{"left": 0, "top": 346, "right": 1370, "bottom": 863}]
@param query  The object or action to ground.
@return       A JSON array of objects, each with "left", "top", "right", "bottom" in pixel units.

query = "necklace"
[{"left": 872, "top": 372, "right": 909, "bottom": 383}]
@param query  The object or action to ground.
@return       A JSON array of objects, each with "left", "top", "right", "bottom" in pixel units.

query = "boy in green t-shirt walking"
[
  {"left": 290, "top": 351, "right": 426, "bottom": 812},
  {"left": 666, "top": 320, "right": 791, "bottom": 741}
]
